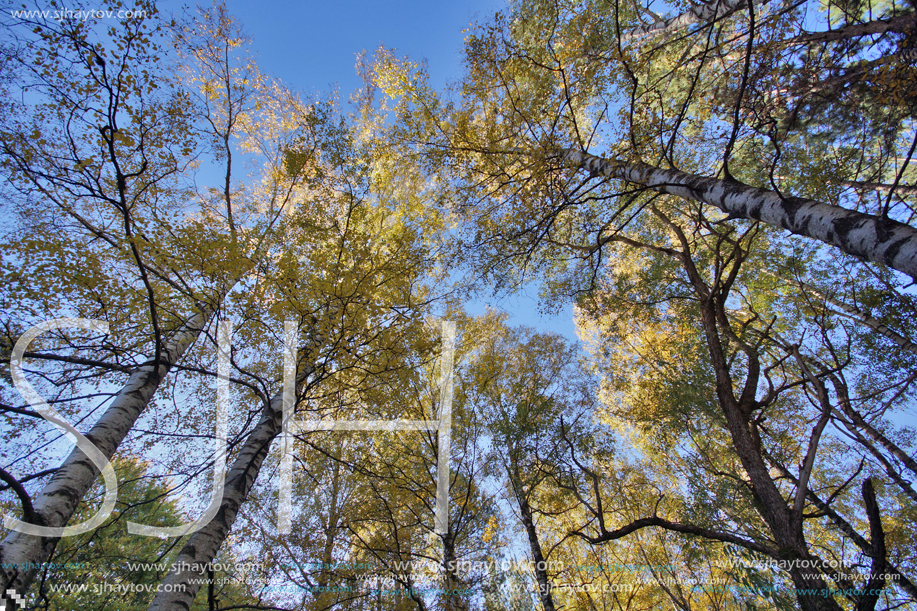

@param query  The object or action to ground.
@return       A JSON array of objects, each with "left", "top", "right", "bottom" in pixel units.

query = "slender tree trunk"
[
  {"left": 517, "top": 496, "right": 555, "bottom": 611},
  {"left": 624, "top": 0, "right": 757, "bottom": 40},
  {"left": 776, "top": 341, "right": 917, "bottom": 501},
  {"left": 147, "top": 344, "right": 319, "bottom": 610},
  {"left": 776, "top": 13, "right": 917, "bottom": 47},
  {"left": 441, "top": 530, "right": 468, "bottom": 611},
  {"left": 0, "top": 293, "right": 229, "bottom": 600},
  {"left": 562, "top": 149, "right": 917, "bottom": 279},
  {"left": 506, "top": 458, "right": 555, "bottom": 611},
  {"left": 826, "top": 377, "right": 917, "bottom": 502},
  {"left": 769, "top": 320, "right": 917, "bottom": 489},
  {"left": 317, "top": 455, "right": 342, "bottom": 590},
  {"left": 838, "top": 180, "right": 917, "bottom": 197},
  {"left": 832, "top": 378, "right": 917, "bottom": 478},
  {"left": 786, "top": 276, "right": 917, "bottom": 354}
]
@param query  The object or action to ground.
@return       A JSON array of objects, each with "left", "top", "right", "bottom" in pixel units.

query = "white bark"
[
  {"left": 562, "top": 149, "right": 917, "bottom": 279},
  {"left": 147, "top": 392, "right": 284, "bottom": 610},
  {"left": 624, "top": 0, "right": 754, "bottom": 40},
  {"left": 0, "top": 296, "right": 225, "bottom": 598},
  {"left": 147, "top": 340, "right": 318, "bottom": 610}
]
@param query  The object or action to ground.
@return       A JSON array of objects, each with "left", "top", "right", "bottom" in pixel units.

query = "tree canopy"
[{"left": 1, "top": 0, "right": 915, "bottom": 610}]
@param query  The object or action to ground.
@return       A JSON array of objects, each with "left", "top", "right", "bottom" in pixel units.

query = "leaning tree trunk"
[
  {"left": 147, "top": 339, "right": 319, "bottom": 610},
  {"left": 562, "top": 150, "right": 917, "bottom": 279},
  {"left": 0, "top": 290, "right": 234, "bottom": 601},
  {"left": 507, "top": 456, "right": 555, "bottom": 611},
  {"left": 624, "top": 0, "right": 757, "bottom": 40},
  {"left": 625, "top": 1, "right": 913, "bottom": 46},
  {"left": 776, "top": 13, "right": 917, "bottom": 48},
  {"left": 832, "top": 379, "right": 917, "bottom": 479},
  {"left": 784, "top": 276, "right": 917, "bottom": 354}
]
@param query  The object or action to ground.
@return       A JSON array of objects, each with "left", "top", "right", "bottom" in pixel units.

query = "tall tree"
[
  {"left": 377, "top": 0, "right": 916, "bottom": 277},
  {"left": 564, "top": 201, "right": 917, "bottom": 609},
  {"left": 145, "top": 74, "right": 445, "bottom": 608},
  {"left": 459, "top": 316, "right": 596, "bottom": 611},
  {"left": 8, "top": 455, "right": 260, "bottom": 611},
  {"left": 366, "top": 1, "right": 917, "bottom": 605},
  {"left": 0, "top": 1, "right": 373, "bottom": 604}
]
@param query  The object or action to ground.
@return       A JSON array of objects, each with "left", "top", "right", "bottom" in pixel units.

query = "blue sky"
[
  {"left": 206, "top": 0, "right": 580, "bottom": 339},
  {"left": 221, "top": 0, "right": 505, "bottom": 96},
  {"left": 152, "top": 0, "right": 580, "bottom": 339}
]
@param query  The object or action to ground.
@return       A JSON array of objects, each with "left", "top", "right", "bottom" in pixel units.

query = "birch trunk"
[
  {"left": 562, "top": 150, "right": 917, "bottom": 279},
  {"left": 147, "top": 352, "right": 317, "bottom": 610},
  {"left": 513, "top": 486, "right": 555, "bottom": 611},
  {"left": 833, "top": 380, "right": 917, "bottom": 479},
  {"left": 624, "top": 0, "right": 754, "bottom": 40},
  {"left": 838, "top": 179, "right": 917, "bottom": 197},
  {"left": 0, "top": 288, "right": 235, "bottom": 599},
  {"left": 626, "top": 0, "right": 912, "bottom": 44},
  {"left": 441, "top": 530, "right": 468, "bottom": 611}
]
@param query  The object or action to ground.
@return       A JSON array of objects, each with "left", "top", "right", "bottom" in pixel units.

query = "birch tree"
[
  {"left": 0, "top": 2, "right": 331, "bottom": 603},
  {"left": 144, "top": 73, "right": 446, "bottom": 608},
  {"left": 459, "top": 318, "right": 596, "bottom": 611},
  {"left": 366, "top": 1, "right": 917, "bottom": 604},
  {"left": 378, "top": 0, "right": 916, "bottom": 280},
  {"left": 0, "top": 4, "right": 218, "bottom": 597}
]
